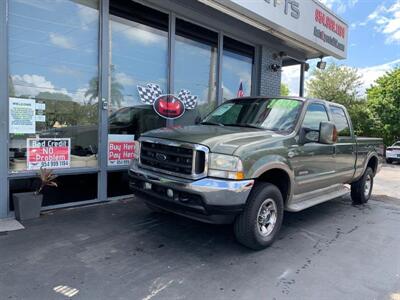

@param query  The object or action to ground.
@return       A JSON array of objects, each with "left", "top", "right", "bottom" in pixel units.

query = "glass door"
[{"left": 107, "top": 1, "right": 169, "bottom": 197}]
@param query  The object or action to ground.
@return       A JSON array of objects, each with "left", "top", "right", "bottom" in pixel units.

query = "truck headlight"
[{"left": 208, "top": 153, "right": 244, "bottom": 180}]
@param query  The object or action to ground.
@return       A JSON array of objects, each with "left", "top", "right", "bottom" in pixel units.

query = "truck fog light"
[
  {"left": 166, "top": 189, "right": 174, "bottom": 198},
  {"left": 144, "top": 182, "right": 152, "bottom": 190}
]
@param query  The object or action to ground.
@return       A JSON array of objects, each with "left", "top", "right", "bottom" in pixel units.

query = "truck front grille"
[{"left": 140, "top": 140, "right": 207, "bottom": 178}]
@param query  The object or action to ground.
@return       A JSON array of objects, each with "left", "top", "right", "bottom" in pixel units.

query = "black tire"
[
  {"left": 386, "top": 158, "right": 393, "bottom": 164},
  {"left": 234, "top": 182, "right": 284, "bottom": 250},
  {"left": 145, "top": 202, "right": 167, "bottom": 213},
  {"left": 351, "top": 167, "right": 374, "bottom": 205}
]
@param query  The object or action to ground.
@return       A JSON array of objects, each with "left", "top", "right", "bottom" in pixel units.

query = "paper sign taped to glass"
[
  {"left": 27, "top": 138, "right": 71, "bottom": 170},
  {"left": 9, "top": 98, "right": 36, "bottom": 134},
  {"left": 108, "top": 134, "right": 135, "bottom": 166},
  {"left": 137, "top": 83, "right": 198, "bottom": 119}
]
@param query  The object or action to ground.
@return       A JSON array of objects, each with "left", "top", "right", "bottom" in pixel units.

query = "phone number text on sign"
[
  {"left": 27, "top": 138, "right": 71, "bottom": 170},
  {"left": 108, "top": 134, "right": 135, "bottom": 166}
]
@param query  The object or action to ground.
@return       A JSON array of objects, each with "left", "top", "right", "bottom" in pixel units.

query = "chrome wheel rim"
[
  {"left": 257, "top": 198, "right": 277, "bottom": 237},
  {"left": 364, "top": 175, "right": 372, "bottom": 198}
]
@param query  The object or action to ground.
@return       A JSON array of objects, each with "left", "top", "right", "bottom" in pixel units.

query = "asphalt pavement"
[{"left": 0, "top": 164, "right": 399, "bottom": 300}]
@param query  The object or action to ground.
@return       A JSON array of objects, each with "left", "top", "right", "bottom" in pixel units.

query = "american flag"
[{"left": 237, "top": 81, "right": 244, "bottom": 97}]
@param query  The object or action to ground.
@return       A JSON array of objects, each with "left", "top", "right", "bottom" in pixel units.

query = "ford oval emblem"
[
  {"left": 153, "top": 95, "right": 185, "bottom": 119},
  {"left": 155, "top": 153, "right": 167, "bottom": 161}
]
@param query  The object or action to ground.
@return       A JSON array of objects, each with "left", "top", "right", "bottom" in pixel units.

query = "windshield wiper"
[
  {"left": 224, "top": 123, "right": 264, "bottom": 129},
  {"left": 200, "top": 121, "right": 225, "bottom": 126}
]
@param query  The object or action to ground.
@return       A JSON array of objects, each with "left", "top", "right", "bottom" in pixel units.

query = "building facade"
[{"left": 0, "top": 0, "right": 348, "bottom": 218}]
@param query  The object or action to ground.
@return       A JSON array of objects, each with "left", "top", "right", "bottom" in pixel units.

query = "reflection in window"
[
  {"left": 330, "top": 106, "right": 351, "bottom": 136},
  {"left": 222, "top": 36, "right": 254, "bottom": 101},
  {"left": 8, "top": 0, "right": 99, "bottom": 171},
  {"left": 174, "top": 19, "right": 218, "bottom": 126},
  {"left": 303, "top": 104, "right": 329, "bottom": 130},
  {"left": 109, "top": 4, "right": 168, "bottom": 136}
]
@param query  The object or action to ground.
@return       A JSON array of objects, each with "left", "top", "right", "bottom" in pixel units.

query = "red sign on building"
[
  {"left": 27, "top": 138, "right": 71, "bottom": 170},
  {"left": 108, "top": 134, "right": 135, "bottom": 166}
]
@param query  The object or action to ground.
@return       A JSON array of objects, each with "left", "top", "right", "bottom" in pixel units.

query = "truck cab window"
[
  {"left": 302, "top": 103, "right": 329, "bottom": 130},
  {"left": 330, "top": 106, "right": 351, "bottom": 136}
]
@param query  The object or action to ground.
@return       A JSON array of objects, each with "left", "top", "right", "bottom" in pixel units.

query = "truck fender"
[
  {"left": 249, "top": 158, "right": 295, "bottom": 204},
  {"left": 354, "top": 152, "right": 379, "bottom": 182}
]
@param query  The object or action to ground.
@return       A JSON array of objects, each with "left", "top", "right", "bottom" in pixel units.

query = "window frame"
[
  {"left": 7, "top": 0, "right": 102, "bottom": 177},
  {"left": 301, "top": 102, "right": 330, "bottom": 131},
  {"left": 329, "top": 105, "right": 352, "bottom": 138}
]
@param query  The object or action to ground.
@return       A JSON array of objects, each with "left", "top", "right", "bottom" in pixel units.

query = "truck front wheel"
[
  {"left": 234, "top": 183, "right": 284, "bottom": 250},
  {"left": 351, "top": 167, "right": 374, "bottom": 204}
]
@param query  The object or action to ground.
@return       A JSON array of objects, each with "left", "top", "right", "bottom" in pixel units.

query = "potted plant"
[{"left": 13, "top": 168, "right": 58, "bottom": 221}]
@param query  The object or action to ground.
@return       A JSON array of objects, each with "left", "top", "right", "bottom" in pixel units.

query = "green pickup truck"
[{"left": 129, "top": 97, "right": 383, "bottom": 249}]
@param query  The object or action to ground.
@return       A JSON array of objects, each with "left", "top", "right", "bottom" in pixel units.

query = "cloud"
[
  {"left": 11, "top": 74, "right": 91, "bottom": 103},
  {"left": 112, "top": 21, "right": 165, "bottom": 45},
  {"left": 49, "top": 33, "right": 75, "bottom": 49},
  {"left": 12, "top": 74, "right": 59, "bottom": 96},
  {"left": 368, "top": 1, "right": 400, "bottom": 44},
  {"left": 358, "top": 59, "right": 400, "bottom": 95},
  {"left": 114, "top": 72, "right": 137, "bottom": 86},
  {"left": 319, "top": 0, "right": 358, "bottom": 13},
  {"left": 281, "top": 65, "right": 301, "bottom": 96}
]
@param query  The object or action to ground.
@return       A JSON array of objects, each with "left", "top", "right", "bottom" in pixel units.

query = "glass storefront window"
[
  {"left": 173, "top": 19, "right": 218, "bottom": 126},
  {"left": 222, "top": 36, "right": 254, "bottom": 101},
  {"left": 108, "top": 2, "right": 168, "bottom": 173},
  {"left": 8, "top": 0, "right": 99, "bottom": 172}
]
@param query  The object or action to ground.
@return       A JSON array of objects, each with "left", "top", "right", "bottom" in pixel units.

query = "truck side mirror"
[
  {"left": 299, "top": 127, "right": 319, "bottom": 144},
  {"left": 319, "top": 121, "right": 337, "bottom": 144}
]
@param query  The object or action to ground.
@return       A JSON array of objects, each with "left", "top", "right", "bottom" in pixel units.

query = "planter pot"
[{"left": 13, "top": 192, "right": 43, "bottom": 221}]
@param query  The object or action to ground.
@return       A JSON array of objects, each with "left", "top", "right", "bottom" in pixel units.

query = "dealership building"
[{"left": 0, "top": 0, "right": 348, "bottom": 219}]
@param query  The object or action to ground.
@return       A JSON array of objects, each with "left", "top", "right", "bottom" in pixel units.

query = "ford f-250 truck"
[{"left": 129, "top": 97, "right": 383, "bottom": 249}]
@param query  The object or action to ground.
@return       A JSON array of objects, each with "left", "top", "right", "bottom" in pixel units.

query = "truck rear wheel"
[
  {"left": 351, "top": 167, "right": 374, "bottom": 205},
  {"left": 234, "top": 182, "right": 284, "bottom": 250},
  {"left": 386, "top": 158, "right": 393, "bottom": 164}
]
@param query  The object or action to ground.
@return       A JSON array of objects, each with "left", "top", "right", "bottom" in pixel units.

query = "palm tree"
[{"left": 85, "top": 66, "right": 124, "bottom": 108}]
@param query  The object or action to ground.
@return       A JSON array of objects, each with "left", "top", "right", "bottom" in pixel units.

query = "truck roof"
[{"left": 228, "top": 96, "right": 347, "bottom": 109}]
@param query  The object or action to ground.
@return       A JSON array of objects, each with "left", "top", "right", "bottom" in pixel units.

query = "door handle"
[{"left": 102, "top": 97, "right": 108, "bottom": 110}]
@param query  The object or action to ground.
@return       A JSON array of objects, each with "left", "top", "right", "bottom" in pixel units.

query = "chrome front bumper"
[{"left": 128, "top": 160, "right": 254, "bottom": 223}]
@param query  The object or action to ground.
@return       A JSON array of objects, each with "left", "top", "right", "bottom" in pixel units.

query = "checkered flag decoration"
[
  {"left": 137, "top": 83, "right": 163, "bottom": 105},
  {"left": 177, "top": 89, "right": 198, "bottom": 110},
  {"left": 137, "top": 83, "right": 198, "bottom": 110}
]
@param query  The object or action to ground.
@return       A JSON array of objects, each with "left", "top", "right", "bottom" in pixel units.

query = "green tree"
[
  {"left": 280, "top": 83, "right": 290, "bottom": 96},
  {"left": 366, "top": 67, "right": 400, "bottom": 145},
  {"left": 306, "top": 63, "right": 363, "bottom": 107},
  {"left": 36, "top": 92, "right": 98, "bottom": 127}
]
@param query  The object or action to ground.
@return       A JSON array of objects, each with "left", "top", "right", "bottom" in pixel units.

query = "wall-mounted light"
[
  {"left": 317, "top": 57, "right": 326, "bottom": 70},
  {"left": 269, "top": 64, "right": 282, "bottom": 72}
]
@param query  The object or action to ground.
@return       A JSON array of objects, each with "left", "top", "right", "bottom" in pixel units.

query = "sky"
[{"left": 282, "top": 0, "right": 400, "bottom": 96}]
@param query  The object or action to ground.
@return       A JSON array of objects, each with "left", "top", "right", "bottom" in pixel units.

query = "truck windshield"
[{"left": 202, "top": 98, "right": 303, "bottom": 132}]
